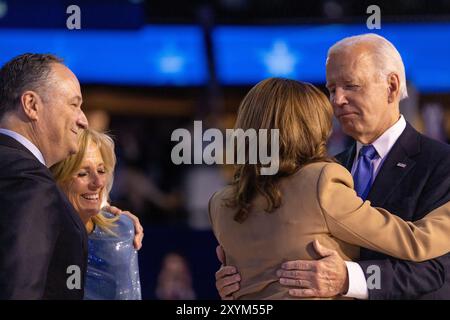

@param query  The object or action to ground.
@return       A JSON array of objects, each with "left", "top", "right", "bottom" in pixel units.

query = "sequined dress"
[{"left": 84, "top": 212, "right": 142, "bottom": 300}]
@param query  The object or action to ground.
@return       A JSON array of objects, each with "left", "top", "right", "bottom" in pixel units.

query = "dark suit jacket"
[
  {"left": 335, "top": 122, "right": 450, "bottom": 299},
  {"left": 0, "top": 133, "right": 88, "bottom": 299}
]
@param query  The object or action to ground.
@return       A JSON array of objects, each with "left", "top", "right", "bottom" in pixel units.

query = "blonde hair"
[
  {"left": 226, "top": 78, "right": 334, "bottom": 223},
  {"left": 50, "top": 129, "right": 119, "bottom": 234}
]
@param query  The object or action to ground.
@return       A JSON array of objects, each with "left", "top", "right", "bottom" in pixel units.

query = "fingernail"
[{"left": 276, "top": 270, "right": 281, "bottom": 277}]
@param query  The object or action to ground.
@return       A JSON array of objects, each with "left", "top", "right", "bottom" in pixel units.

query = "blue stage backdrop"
[
  {"left": 213, "top": 23, "right": 450, "bottom": 92},
  {"left": 0, "top": 26, "right": 208, "bottom": 86}
]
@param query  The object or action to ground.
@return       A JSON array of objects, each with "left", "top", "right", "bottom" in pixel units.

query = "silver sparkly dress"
[{"left": 84, "top": 212, "right": 142, "bottom": 300}]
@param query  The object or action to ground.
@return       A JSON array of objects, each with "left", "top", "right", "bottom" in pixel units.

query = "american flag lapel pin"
[{"left": 396, "top": 162, "right": 407, "bottom": 168}]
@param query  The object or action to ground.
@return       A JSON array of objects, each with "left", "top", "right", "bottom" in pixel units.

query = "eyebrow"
[{"left": 79, "top": 163, "right": 105, "bottom": 169}]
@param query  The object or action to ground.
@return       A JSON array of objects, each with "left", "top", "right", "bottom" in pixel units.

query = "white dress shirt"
[
  {"left": 0, "top": 128, "right": 46, "bottom": 166},
  {"left": 343, "top": 115, "right": 407, "bottom": 299}
]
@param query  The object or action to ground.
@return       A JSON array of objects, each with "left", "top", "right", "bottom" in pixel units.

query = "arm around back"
[{"left": 317, "top": 163, "right": 450, "bottom": 262}]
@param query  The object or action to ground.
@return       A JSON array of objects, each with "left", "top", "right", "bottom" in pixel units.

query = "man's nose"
[
  {"left": 77, "top": 110, "right": 89, "bottom": 130},
  {"left": 333, "top": 88, "right": 348, "bottom": 106}
]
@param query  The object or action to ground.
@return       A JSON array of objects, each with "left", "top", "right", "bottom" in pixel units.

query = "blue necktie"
[{"left": 353, "top": 145, "right": 378, "bottom": 200}]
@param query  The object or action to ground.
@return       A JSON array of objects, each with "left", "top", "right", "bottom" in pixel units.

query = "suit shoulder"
[
  {"left": 0, "top": 148, "right": 53, "bottom": 182},
  {"left": 0, "top": 148, "right": 62, "bottom": 215},
  {"left": 413, "top": 134, "right": 450, "bottom": 178},
  {"left": 419, "top": 134, "right": 450, "bottom": 157},
  {"left": 0, "top": 143, "right": 38, "bottom": 162},
  {"left": 0, "top": 145, "right": 41, "bottom": 165}
]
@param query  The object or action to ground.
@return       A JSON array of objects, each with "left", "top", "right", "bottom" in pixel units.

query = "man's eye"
[
  {"left": 98, "top": 170, "right": 106, "bottom": 175},
  {"left": 77, "top": 172, "right": 87, "bottom": 177}
]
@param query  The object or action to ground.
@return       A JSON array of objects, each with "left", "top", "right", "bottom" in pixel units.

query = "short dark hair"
[{"left": 0, "top": 53, "right": 63, "bottom": 120}]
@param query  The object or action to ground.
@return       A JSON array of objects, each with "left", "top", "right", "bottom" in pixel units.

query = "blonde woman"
[
  {"left": 51, "top": 129, "right": 141, "bottom": 300},
  {"left": 209, "top": 78, "right": 450, "bottom": 299}
]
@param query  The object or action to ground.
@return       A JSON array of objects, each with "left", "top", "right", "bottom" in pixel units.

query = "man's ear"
[
  {"left": 20, "top": 91, "right": 42, "bottom": 121},
  {"left": 387, "top": 73, "right": 401, "bottom": 103}
]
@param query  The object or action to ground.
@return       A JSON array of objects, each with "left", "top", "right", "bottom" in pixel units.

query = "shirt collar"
[
  {"left": 355, "top": 114, "right": 407, "bottom": 160},
  {"left": 0, "top": 128, "right": 46, "bottom": 166}
]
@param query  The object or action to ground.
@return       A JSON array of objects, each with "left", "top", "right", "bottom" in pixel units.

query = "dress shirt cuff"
[{"left": 343, "top": 261, "right": 369, "bottom": 300}]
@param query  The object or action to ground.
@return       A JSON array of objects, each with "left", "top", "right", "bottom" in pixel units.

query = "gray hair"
[{"left": 327, "top": 33, "right": 408, "bottom": 100}]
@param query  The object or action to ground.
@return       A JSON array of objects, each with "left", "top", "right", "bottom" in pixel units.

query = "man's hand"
[
  {"left": 215, "top": 245, "right": 241, "bottom": 300},
  {"left": 277, "top": 240, "right": 348, "bottom": 298},
  {"left": 103, "top": 205, "right": 144, "bottom": 250}
]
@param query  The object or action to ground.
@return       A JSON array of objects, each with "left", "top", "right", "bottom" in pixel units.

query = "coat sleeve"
[
  {"left": 317, "top": 163, "right": 450, "bottom": 262},
  {"left": 357, "top": 149, "right": 450, "bottom": 299}
]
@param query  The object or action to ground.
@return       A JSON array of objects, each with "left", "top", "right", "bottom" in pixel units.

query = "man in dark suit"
[
  {"left": 215, "top": 34, "right": 450, "bottom": 299},
  {"left": 330, "top": 123, "right": 450, "bottom": 299},
  {"left": 0, "top": 53, "right": 89, "bottom": 299},
  {"left": 278, "top": 34, "right": 450, "bottom": 300}
]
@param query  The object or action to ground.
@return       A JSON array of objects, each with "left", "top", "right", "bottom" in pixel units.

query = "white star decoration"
[
  {"left": 158, "top": 47, "right": 185, "bottom": 74},
  {"left": 262, "top": 40, "right": 297, "bottom": 77}
]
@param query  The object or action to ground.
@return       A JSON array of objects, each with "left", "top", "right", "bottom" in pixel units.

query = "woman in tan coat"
[{"left": 208, "top": 78, "right": 450, "bottom": 300}]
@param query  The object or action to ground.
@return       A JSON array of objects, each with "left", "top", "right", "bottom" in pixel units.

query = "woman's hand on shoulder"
[{"left": 103, "top": 205, "right": 144, "bottom": 250}]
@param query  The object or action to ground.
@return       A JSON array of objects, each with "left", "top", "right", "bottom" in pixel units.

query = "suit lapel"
[
  {"left": 366, "top": 122, "right": 421, "bottom": 207},
  {"left": 335, "top": 143, "right": 356, "bottom": 171}
]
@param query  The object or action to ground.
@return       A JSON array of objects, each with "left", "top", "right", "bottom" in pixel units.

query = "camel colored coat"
[{"left": 209, "top": 162, "right": 450, "bottom": 299}]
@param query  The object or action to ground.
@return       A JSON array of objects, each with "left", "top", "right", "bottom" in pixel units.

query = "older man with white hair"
[{"left": 215, "top": 33, "right": 450, "bottom": 299}]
